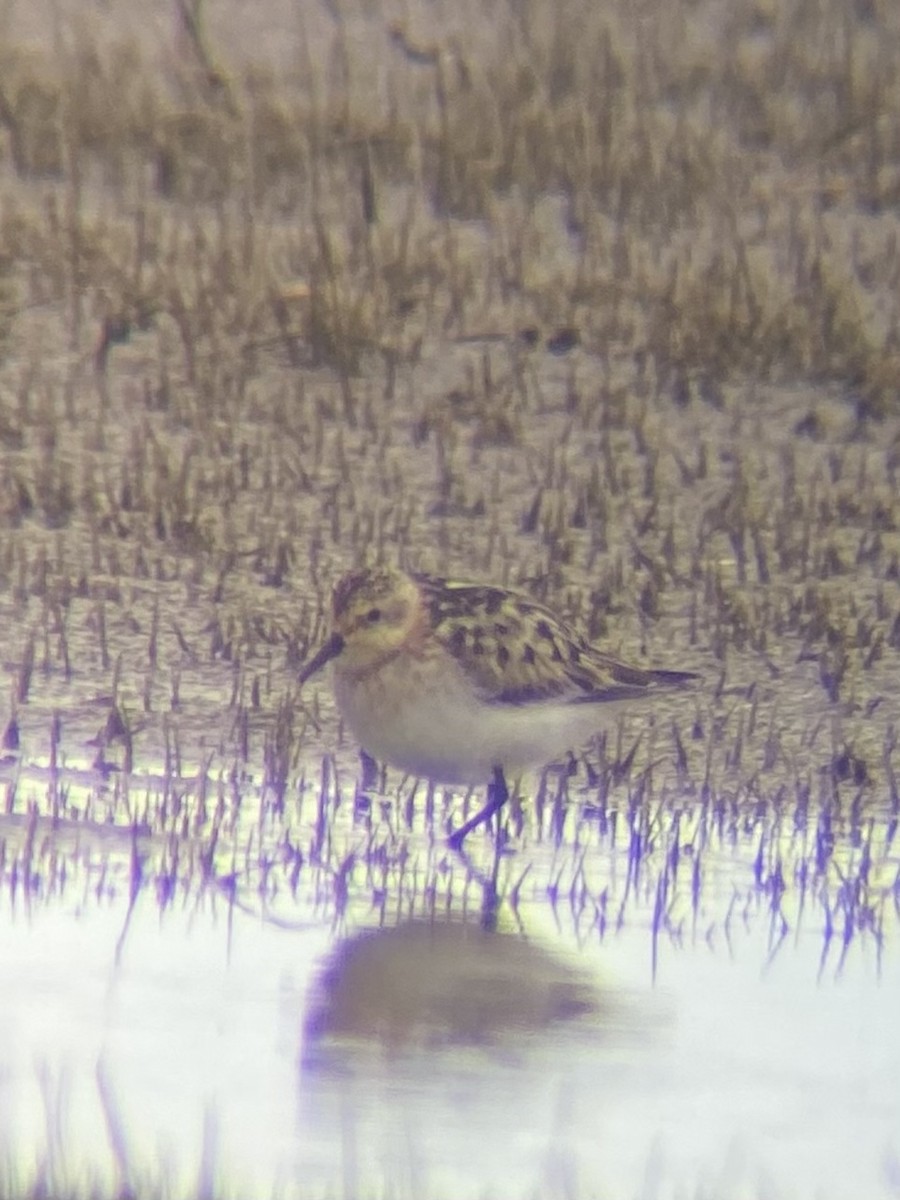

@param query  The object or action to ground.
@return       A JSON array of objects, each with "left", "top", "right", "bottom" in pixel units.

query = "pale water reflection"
[{"left": 0, "top": 886, "right": 897, "bottom": 1199}]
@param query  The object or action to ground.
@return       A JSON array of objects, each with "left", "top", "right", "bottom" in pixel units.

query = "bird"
[{"left": 298, "top": 566, "right": 697, "bottom": 848}]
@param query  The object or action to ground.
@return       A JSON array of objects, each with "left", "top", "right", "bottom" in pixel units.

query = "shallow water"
[{"left": 1, "top": 770, "right": 897, "bottom": 1200}]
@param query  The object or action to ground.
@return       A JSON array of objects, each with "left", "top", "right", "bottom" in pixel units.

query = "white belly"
[{"left": 332, "top": 662, "right": 629, "bottom": 785}]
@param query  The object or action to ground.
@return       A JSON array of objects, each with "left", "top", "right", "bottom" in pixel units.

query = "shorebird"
[{"left": 299, "top": 567, "right": 697, "bottom": 847}]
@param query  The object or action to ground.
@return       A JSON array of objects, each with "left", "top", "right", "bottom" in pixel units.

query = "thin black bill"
[{"left": 298, "top": 632, "right": 344, "bottom": 685}]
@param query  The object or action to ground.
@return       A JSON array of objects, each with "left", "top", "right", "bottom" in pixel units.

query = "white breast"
[{"left": 332, "top": 659, "right": 635, "bottom": 785}]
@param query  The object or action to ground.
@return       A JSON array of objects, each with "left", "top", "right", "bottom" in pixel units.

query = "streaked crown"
[{"left": 329, "top": 567, "right": 422, "bottom": 673}]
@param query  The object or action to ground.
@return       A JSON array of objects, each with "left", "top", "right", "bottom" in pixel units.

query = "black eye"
[{"left": 366, "top": 607, "right": 382, "bottom": 623}]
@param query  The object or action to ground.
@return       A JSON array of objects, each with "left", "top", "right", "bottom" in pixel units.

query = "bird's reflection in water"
[
  {"left": 296, "top": 906, "right": 649, "bottom": 1196},
  {"left": 301, "top": 917, "right": 604, "bottom": 1062}
]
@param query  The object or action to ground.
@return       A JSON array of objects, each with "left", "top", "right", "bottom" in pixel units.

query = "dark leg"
[
  {"left": 479, "top": 820, "right": 503, "bottom": 931},
  {"left": 447, "top": 766, "right": 509, "bottom": 851}
]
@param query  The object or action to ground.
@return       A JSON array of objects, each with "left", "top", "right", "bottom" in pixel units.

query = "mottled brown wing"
[{"left": 414, "top": 573, "right": 688, "bottom": 706}]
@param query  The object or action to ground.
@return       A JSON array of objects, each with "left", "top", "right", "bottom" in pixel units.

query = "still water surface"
[{"left": 1, "top": 790, "right": 897, "bottom": 1200}]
